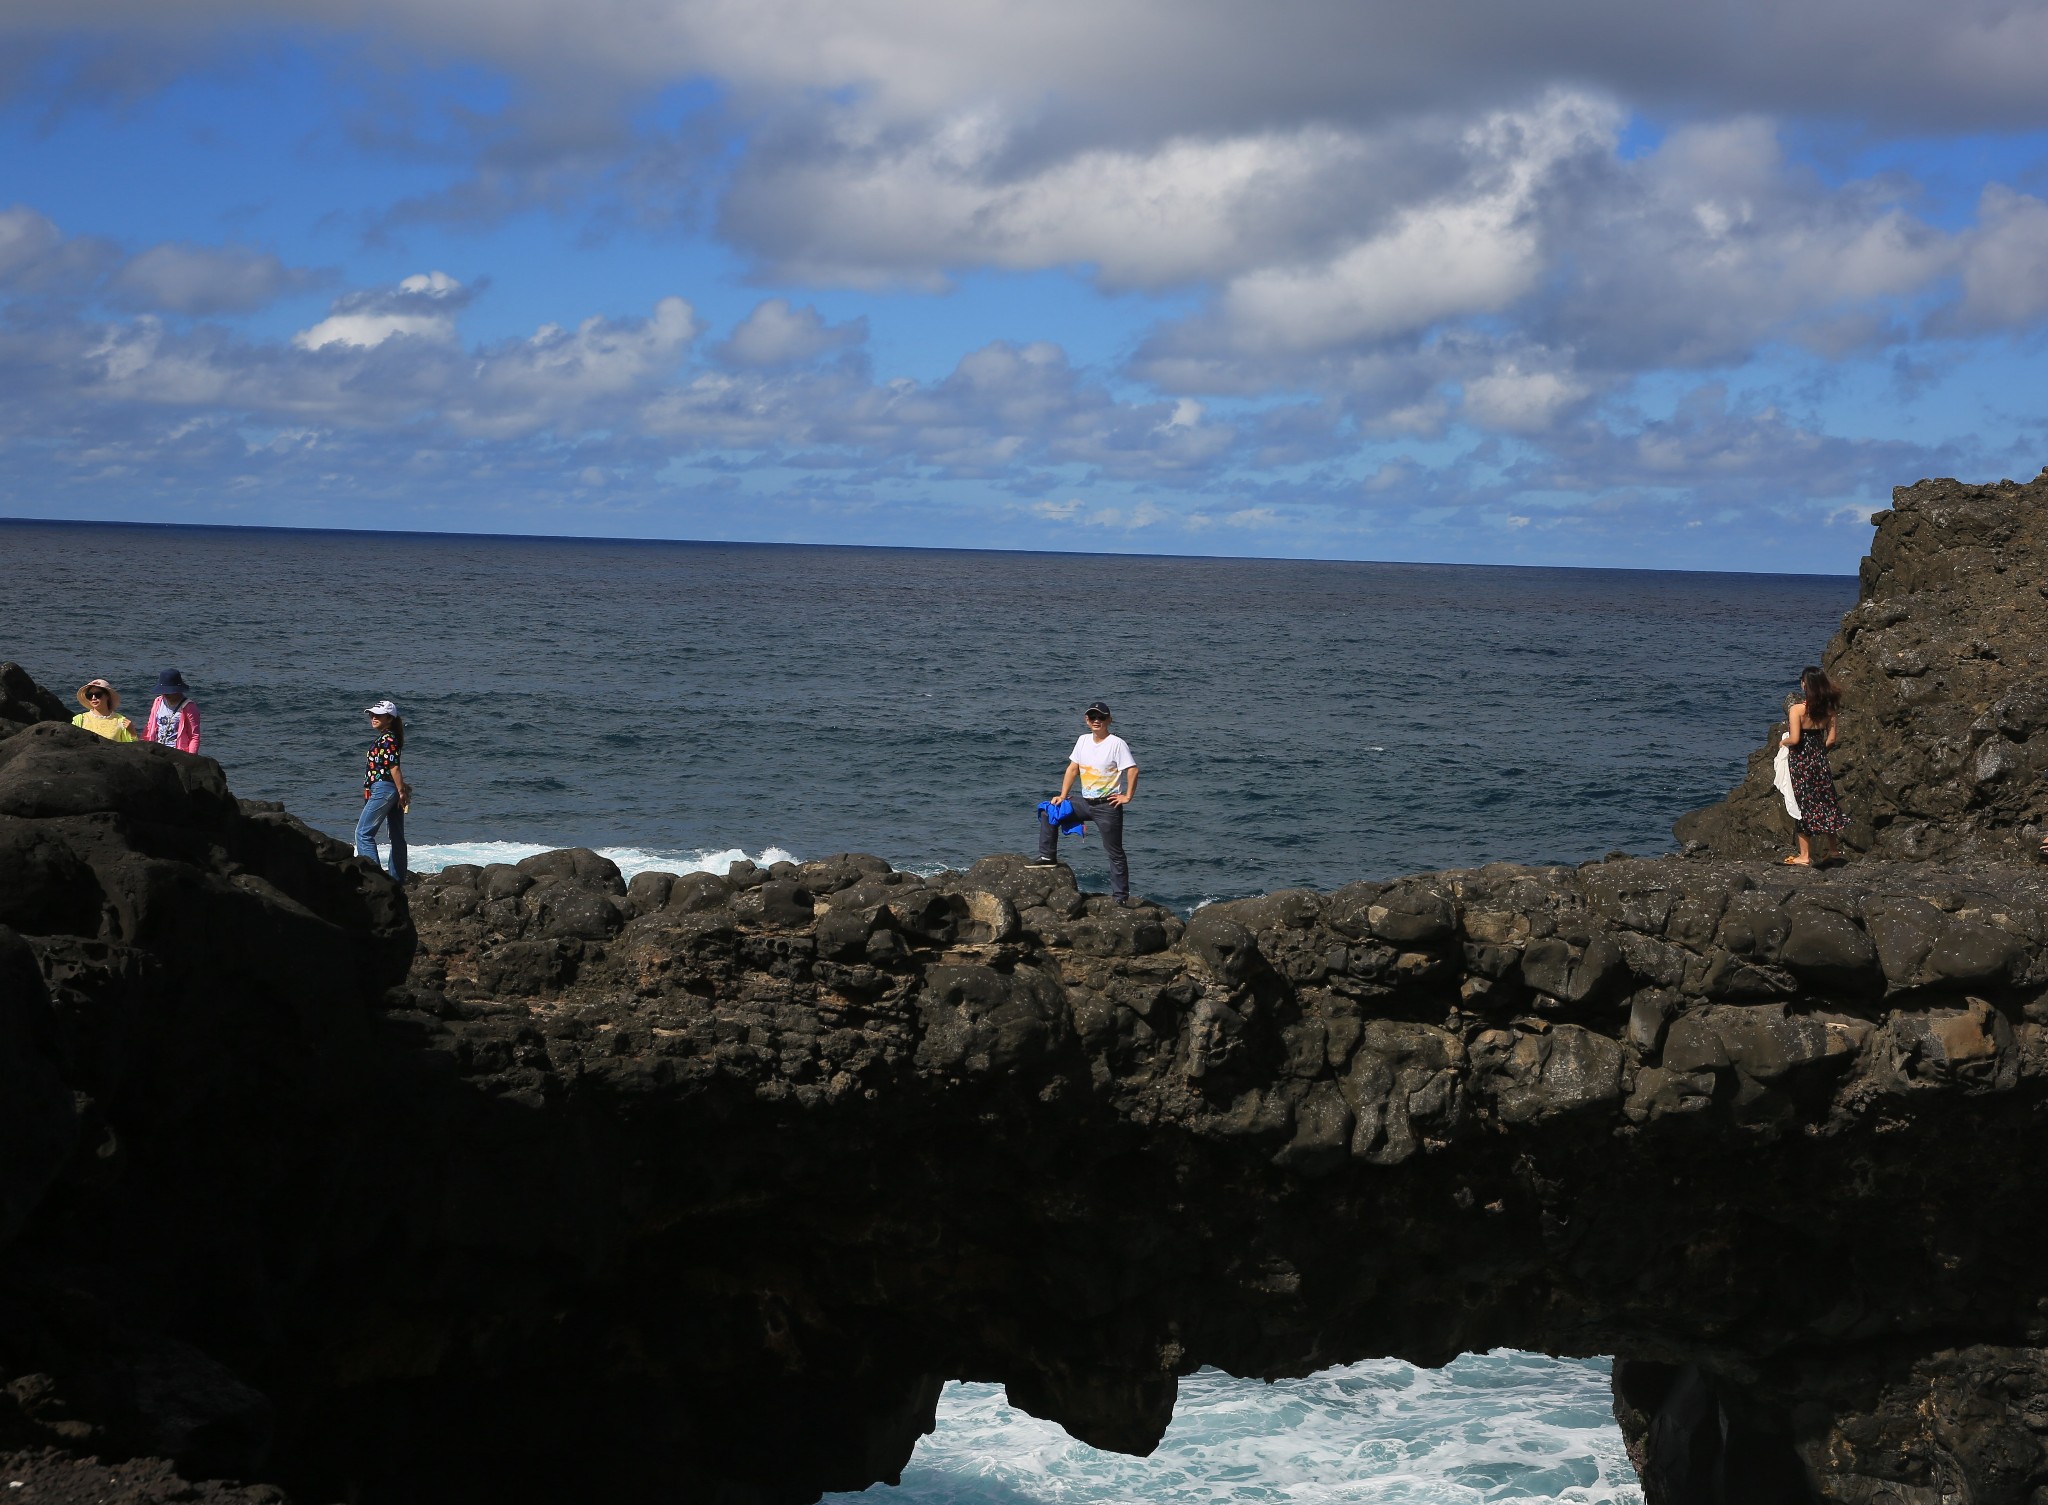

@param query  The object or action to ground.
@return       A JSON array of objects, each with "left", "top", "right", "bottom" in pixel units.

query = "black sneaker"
[{"left": 1028, "top": 856, "right": 1058, "bottom": 866}]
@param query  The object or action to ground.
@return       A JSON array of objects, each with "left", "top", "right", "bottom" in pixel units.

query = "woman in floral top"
[{"left": 355, "top": 699, "right": 412, "bottom": 882}]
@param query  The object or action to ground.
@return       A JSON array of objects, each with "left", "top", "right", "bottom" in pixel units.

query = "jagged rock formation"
[
  {"left": 6, "top": 474, "right": 2048, "bottom": 1505},
  {"left": 1676, "top": 468, "right": 2048, "bottom": 862}
]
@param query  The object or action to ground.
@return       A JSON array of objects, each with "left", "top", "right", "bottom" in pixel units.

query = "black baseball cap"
[{"left": 1085, "top": 701, "right": 1111, "bottom": 719}]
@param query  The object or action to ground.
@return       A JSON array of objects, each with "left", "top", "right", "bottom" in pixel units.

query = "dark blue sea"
[
  {"left": 3, "top": 520, "right": 1853, "bottom": 911},
  {"left": 2, "top": 518, "right": 1859, "bottom": 1503}
]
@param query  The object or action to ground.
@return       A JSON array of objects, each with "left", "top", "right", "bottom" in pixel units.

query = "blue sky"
[{"left": 3, "top": 2, "right": 2047, "bottom": 570}]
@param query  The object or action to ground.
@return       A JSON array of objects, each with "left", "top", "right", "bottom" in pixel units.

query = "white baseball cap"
[{"left": 365, "top": 699, "right": 401, "bottom": 717}]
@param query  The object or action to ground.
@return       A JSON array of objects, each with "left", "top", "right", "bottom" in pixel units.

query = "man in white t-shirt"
[{"left": 1034, "top": 700, "right": 1140, "bottom": 903}]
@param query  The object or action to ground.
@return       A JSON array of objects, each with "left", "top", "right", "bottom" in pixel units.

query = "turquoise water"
[{"left": 827, "top": 1355, "right": 1639, "bottom": 1505}]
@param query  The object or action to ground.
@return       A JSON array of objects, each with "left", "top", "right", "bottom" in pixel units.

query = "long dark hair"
[
  {"left": 378, "top": 714, "right": 406, "bottom": 753},
  {"left": 1799, "top": 666, "right": 1840, "bottom": 722}
]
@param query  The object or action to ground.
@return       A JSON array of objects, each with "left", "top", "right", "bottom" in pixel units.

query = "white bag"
[{"left": 1772, "top": 741, "right": 1801, "bottom": 822}]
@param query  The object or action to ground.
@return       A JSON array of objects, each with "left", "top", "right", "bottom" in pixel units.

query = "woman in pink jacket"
[{"left": 139, "top": 668, "right": 202, "bottom": 753}]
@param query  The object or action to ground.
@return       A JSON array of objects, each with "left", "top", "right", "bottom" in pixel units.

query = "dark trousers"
[{"left": 1038, "top": 793, "right": 1128, "bottom": 900}]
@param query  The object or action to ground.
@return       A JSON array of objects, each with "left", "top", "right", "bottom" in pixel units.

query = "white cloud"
[
  {"left": 1204, "top": 95, "right": 1612, "bottom": 354},
  {"left": 721, "top": 116, "right": 1416, "bottom": 290},
  {"left": 294, "top": 271, "right": 469, "bottom": 350},
  {"left": 1945, "top": 186, "right": 2048, "bottom": 334},
  {"left": 457, "top": 296, "right": 702, "bottom": 434},
  {"left": 1545, "top": 116, "right": 1959, "bottom": 368},
  {"left": 1463, "top": 361, "right": 1589, "bottom": 434},
  {"left": 13, "top": 279, "right": 1241, "bottom": 481}
]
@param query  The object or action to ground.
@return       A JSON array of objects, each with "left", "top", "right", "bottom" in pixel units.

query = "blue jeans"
[{"left": 356, "top": 781, "right": 407, "bottom": 880}]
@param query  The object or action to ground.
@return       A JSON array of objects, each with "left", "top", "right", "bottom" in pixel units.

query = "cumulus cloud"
[
  {"left": 13, "top": 5, "right": 2041, "bottom": 406},
  {"left": 715, "top": 298, "right": 865, "bottom": 367},
  {"left": 1202, "top": 95, "right": 1610, "bottom": 355},
  {"left": 1116, "top": 101, "right": 2022, "bottom": 436},
  {"left": 1462, "top": 360, "right": 1592, "bottom": 434},
  {"left": 1941, "top": 186, "right": 2048, "bottom": 336},
  {"left": 0, "top": 273, "right": 1239, "bottom": 479},
  {"left": 455, "top": 297, "right": 702, "bottom": 435},
  {"left": 634, "top": 336, "right": 1234, "bottom": 479},
  {"left": 293, "top": 270, "right": 471, "bottom": 350},
  {"left": 109, "top": 242, "right": 321, "bottom": 314},
  {"left": 1535, "top": 116, "right": 1959, "bottom": 370},
  {"left": 720, "top": 114, "right": 1451, "bottom": 290}
]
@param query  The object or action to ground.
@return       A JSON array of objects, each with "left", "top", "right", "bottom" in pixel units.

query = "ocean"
[{"left": 3, "top": 517, "right": 1858, "bottom": 1503}]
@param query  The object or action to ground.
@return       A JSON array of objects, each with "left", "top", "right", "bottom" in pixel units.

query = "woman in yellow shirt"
[{"left": 72, "top": 678, "right": 137, "bottom": 741}]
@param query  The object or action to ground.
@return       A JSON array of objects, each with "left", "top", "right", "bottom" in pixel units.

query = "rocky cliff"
[
  {"left": 1676, "top": 468, "right": 2048, "bottom": 862},
  {"left": 5, "top": 475, "right": 2048, "bottom": 1505}
]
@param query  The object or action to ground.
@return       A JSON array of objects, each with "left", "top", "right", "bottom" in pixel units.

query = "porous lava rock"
[
  {"left": 8, "top": 472, "right": 2048, "bottom": 1505},
  {"left": 1676, "top": 468, "right": 2048, "bottom": 862}
]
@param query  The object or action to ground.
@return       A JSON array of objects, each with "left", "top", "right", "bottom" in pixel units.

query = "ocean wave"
[
  {"left": 408, "top": 841, "right": 799, "bottom": 879},
  {"left": 825, "top": 1352, "right": 1640, "bottom": 1505}
]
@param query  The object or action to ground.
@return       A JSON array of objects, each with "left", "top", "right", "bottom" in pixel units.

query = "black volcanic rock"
[
  {"left": 0, "top": 660, "right": 67, "bottom": 735},
  {"left": 33, "top": 784, "right": 2048, "bottom": 1504},
  {"left": 1676, "top": 469, "right": 2048, "bottom": 861}
]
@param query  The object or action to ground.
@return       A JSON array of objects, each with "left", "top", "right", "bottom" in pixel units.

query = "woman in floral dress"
[{"left": 1782, "top": 666, "right": 1845, "bottom": 866}]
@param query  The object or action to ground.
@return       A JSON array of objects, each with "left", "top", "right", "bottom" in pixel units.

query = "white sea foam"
[
  {"left": 825, "top": 1353, "right": 1641, "bottom": 1505},
  {"left": 408, "top": 840, "right": 799, "bottom": 879}
]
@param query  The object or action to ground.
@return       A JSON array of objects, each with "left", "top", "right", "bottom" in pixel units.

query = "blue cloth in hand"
[{"left": 1038, "top": 798, "right": 1085, "bottom": 835}]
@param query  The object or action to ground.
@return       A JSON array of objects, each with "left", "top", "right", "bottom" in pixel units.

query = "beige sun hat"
[{"left": 77, "top": 678, "right": 120, "bottom": 713}]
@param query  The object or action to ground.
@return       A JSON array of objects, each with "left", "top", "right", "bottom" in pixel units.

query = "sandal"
[{"left": 1781, "top": 854, "right": 1810, "bottom": 866}]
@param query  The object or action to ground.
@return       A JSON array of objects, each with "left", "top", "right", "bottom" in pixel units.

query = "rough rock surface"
[
  {"left": 7, "top": 475, "right": 2048, "bottom": 1505},
  {"left": 1677, "top": 468, "right": 2048, "bottom": 862}
]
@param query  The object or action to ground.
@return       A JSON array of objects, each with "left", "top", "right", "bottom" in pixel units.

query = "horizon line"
[{"left": 0, "top": 513, "right": 1862, "bottom": 581}]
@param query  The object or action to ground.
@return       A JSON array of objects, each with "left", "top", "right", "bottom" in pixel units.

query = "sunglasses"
[{"left": 85, "top": 689, "right": 109, "bottom": 700}]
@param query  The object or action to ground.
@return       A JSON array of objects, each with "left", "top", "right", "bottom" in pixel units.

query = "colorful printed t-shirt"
[
  {"left": 72, "top": 711, "right": 136, "bottom": 743},
  {"left": 154, "top": 700, "right": 184, "bottom": 747},
  {"left": 1069, "top": 733, "right": 1136, "bottom": 801},
  {"left": 363, "top": 733, "right": 400, "bottom": 796}
]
